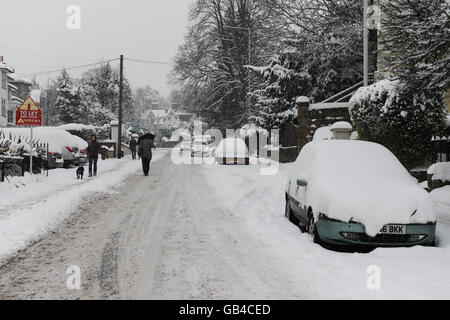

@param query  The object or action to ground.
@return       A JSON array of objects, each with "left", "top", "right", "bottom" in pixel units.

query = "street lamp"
[{"left": 363, "top": 0, "right": 369, "bottom": 86}]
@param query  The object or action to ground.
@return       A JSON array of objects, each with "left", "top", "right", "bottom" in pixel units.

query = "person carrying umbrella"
[{"left": 138, "top": 133, "right": 155, "bottom": 176}]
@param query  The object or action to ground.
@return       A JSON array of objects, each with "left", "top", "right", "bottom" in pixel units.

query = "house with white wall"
[
  {"left": 7, "top": 74, "right": 32, "bottom": 125},
  {"left": 0, "top": 57, "right": 14, "bottom": 127}
]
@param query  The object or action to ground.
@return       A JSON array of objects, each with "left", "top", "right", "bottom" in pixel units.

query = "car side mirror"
[{"left": 297, "top": 179, "right": 308, "bottom": 187}]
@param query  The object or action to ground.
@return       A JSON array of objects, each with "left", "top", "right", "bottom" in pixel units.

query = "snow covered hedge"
[
  {"left": 57, "top": 123, "right": 110, "bottom": 141},
  {"left": 0, "top": 130, "right": 47, "bottom": 159},
  {"left": 350, "top": 80, "right": 447, "bottom": 169}
]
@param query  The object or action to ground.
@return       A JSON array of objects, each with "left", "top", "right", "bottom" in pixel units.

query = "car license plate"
[{"left": 379, "top": 224, "right": 407, "bottom": 235}]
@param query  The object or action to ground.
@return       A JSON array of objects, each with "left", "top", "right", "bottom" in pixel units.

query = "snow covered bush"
[
  {"left": 350, "top": 80, "right": 447, "bottom": 169},
  {"left": 428, "top": 163, "right": 450, "bottom": 182}
]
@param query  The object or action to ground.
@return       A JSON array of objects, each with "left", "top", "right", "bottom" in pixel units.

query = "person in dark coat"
[
  {"left": 86, "top": 135, "right": 100, "bottom": 177},
  {"left": 130, "top": 137, "right": 138, "bottom": 160},
  {"left": 138, "top": 133, "right": 155, "bottom": 176}
]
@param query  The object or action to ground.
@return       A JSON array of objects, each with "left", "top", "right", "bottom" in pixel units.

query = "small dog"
[{"left": 76, "top": 166, "right": 85, "bottom": 180}]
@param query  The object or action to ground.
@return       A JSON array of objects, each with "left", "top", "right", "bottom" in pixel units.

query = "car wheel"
[
  {"left": 307, "top": 214, "right": 320, "bottom": 244},
  {"left": 285, "top": 199, "right": 299, "bottom": 225}
]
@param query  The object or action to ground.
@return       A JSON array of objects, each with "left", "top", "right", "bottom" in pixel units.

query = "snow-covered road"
[{"left": 0, "top": 153, "right": 449, "bottom": 299}]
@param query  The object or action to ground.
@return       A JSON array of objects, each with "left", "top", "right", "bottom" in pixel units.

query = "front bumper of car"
[
  {"left": 216, "top": 157, "right": 250, "bottom": 165},
  {"left": 316, "top": 216, "right": 436, "bottom": 247}
]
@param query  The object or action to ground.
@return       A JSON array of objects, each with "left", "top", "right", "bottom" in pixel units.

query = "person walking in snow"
[
  {"left": 130, "top": 137, "right": 138, "bottom": 160},
  {"left": 138, "top": 133, "right": 155, "bottom": 176},
  {"left": 86, "top": 135, "right": 100, "bottom": 177}
]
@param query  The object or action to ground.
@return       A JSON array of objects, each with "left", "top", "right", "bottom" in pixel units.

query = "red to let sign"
[{"left": 16, "top": 96, "right": 42, "bottom": 126}]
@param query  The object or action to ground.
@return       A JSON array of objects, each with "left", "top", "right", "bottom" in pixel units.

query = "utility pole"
[
  {"left": 363, "top": 0, "right": 369, "bottom": 87},
  {"left": 118, "top": 54, "right": 124, "bottom": 159},
  {"left": 46, "top": 78, "right": 50, "bottom": 126},
  {"left": 247, "top": 27, "right": 251, "bottom": 121}
]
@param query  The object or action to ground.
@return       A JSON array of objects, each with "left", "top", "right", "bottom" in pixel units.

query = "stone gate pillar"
[{"left": 296, "top": 96, "right": 310, "bottom": 152}]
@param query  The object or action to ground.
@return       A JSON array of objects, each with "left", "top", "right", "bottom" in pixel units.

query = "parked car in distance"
[
  {"left": 285, "top": 140, "right": 436, "bottom": 248},
  {"left": 191, "top": 139, "right": 210, "bottom": 157},
  {"left": 68, "top": 134, "right": 88, "bottom": 166},
  {"left": 179, "top": 140, "right": 192, "bottom": 152},
  {"left": 215, "top": 138, "right": 249, "bottom": 165},
  {"left": 47, "top": 151, "right": 64, "bottom": 169}
]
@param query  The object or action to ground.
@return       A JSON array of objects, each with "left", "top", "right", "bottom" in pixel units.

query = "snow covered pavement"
[{"left": 0, "top": 150, "right": 167, "bottom": 263}]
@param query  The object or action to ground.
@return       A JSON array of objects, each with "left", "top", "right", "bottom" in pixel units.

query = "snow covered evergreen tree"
[
  {"left": 96, "top": 63, "right": 118, "bottom": 113},
  {"left": 349, "top": 0, "right": 449, "bottom": 169},
  {"left": 251, "top": 0, "right": 364, "bottom": 130},
  {"left": 54, "top": 69, "right": 82, "bottom": 124},
  {"left": 379, "top": 0, "right": 450, "bottom": 91},
  {"left": 250, "top": 53, "right": 312, "bottom": 129},
  {"left": 79, "top": 75, "right": 115, "bottom": 126}
]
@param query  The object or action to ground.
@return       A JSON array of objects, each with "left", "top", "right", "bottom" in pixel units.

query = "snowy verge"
[
  {"left": 0, "top": 150, "right": 167, "bottom": 262},
  {"left": 202, "top": 162, "right": 450, "bottom": 299}
]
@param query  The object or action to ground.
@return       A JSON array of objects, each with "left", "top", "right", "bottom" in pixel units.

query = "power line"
[
  {"left": 125, "top": 57, "right": 172, "bottom": 65},
  {"left": 0, "top": 43, "right": 101, "bottom": 62},
  {"left": 14, "top": 59, "right": 120, "bottom": 78}
]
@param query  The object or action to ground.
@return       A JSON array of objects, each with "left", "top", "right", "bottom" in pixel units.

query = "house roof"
[
  {"left": 7, "top": 74, "right": 32, "bottom": 85},
  {"left": 7, "top": 83, "right": 18, "bottom": 90},
  {"left": 150, "top": 109, "right": 172, "bottom": 118},
  {"left": 0, "top": 62, "right": 14, "bottom": 73}
]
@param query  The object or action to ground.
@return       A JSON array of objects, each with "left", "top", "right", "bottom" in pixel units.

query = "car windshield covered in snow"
[{"left": 288, "top": 140, "right": 436, "bottom": 236}]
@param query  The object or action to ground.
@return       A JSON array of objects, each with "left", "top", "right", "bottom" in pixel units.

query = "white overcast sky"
[{"left": 0, "top": 0, "right": 194, "bottom": 96}]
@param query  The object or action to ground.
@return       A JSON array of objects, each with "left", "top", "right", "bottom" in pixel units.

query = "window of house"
[
  {"left": 7, "top": 110, "right": 13, "bottom": 123},
  {"left": 1, "top": 71, "right": 6, "bottom": 89},
  {"left": 1, "top": 99, "right": 6, "bottom": 117}
]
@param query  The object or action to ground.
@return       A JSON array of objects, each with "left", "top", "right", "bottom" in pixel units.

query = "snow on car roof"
[
  {"left": 215, "top": 138, "right": 248, "bottom": 158},
  {"left": 291, "top": 140, "right": 435, "bottom": 236},
  {"left": 57, "top": 123, "right": 98, "bottom": 131},
  {"left": 1, "top": 127, "right": 84, "bottom": 153}
]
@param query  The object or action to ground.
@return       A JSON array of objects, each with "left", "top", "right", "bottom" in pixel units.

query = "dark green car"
[{"left": 285, "top": 140, "right": 437, "bottom": 248}]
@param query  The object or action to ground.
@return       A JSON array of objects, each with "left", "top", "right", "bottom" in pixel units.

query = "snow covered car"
[
  {"left": 285, "top": 140, "right": 436, "bottom": 248},
  {"left": 191, "top": 139, "right": 210, "bottom": 157},
  {"left": 179, "top": 140, "right": 192, "bottom": 152},
  {"left": 215, "top": 138, "right": 249, "bottom": 165},
  {"left": 47, "top": 151, "right": 64, "bottom": 169},
  {"left": 68, "top": 134, "right": 88, "bottom": 166},
  {"left": 1, "top": 128, "right": 76, "bottom": 168}
]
